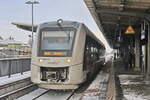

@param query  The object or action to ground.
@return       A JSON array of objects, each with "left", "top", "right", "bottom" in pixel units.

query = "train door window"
[{"left": 83, "top": 36, "right": 88, "bottom": 71}]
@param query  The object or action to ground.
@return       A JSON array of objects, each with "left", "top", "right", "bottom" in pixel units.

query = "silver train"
[{"left": 13, "top": 20, "right": 105, "bottom": 89}]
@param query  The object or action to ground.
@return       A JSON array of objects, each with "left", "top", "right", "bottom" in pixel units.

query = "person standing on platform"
[
  {"left": 123, "top": 52, "right": 129, "bottom": 70},
  {"left": 129, "top": 50, "right": 133, "bottom": 69}
]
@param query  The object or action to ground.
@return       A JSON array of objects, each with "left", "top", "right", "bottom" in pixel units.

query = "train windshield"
[{"left": 41, "top": 31, "right": 75, "bottom": 51}]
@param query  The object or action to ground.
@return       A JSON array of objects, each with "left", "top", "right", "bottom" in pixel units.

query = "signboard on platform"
[{"left": 125, "top": 25, "right": 135, "bottom": 34}]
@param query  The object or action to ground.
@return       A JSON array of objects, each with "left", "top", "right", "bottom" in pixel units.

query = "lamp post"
[{"left": 25, "top": 0, "right": 39, "bottom": 47}]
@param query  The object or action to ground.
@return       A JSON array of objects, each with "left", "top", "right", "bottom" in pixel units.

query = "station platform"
[
  {"left": 114, "top": 58, "right": 150, "bottom": 100},
  {"left": 0, "top": 71, "right": 30, "bottom": 86}
]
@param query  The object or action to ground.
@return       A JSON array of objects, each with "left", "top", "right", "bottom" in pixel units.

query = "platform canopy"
[
  {"left": 84, "top": 0, "right": 150, "bottom": 47},
  {"left": 12, "top": 22, "right": 38, "bottom": 32}
]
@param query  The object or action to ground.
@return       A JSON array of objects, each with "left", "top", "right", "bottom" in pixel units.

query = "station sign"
[{"left": 125, "top": 25, "right": 135, "bottom": 34}]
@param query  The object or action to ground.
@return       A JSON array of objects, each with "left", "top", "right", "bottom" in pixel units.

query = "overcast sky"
[{"left": 0, "top": 0, "right": 111, "bottom": 51}]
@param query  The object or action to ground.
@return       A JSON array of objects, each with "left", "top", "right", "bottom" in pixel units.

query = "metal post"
[
  {"left": 31, "top": 3, "right": 34, "bottom": 46},
  {"left": 25, "top": 1, "right": 39, "bottom": 47},
  {"left": 134, "top": 32, "right": 141, "bottom": 71},
  {"left": 147, "top": 22, "right": 150, "bottom": 80},
  {"left": 21, "top": 59, "right": 23, "bottom": 75},
  {"left": 132, "top": 25, "right": 142, "bottom": 72},
  {"left": 8, "top": 60, "right": 11, "bottom": 78}
]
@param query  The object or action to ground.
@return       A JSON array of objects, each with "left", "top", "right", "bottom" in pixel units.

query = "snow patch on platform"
[
  {"left": 119, "top": 74, "right": 150, "bottom": 100},
  {"left": 0, "top": 71, "right": 30, "bottom": 86}
]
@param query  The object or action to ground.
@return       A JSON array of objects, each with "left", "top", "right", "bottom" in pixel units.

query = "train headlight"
[
  {"left": 65, "top": 58, "right": 71, "bottom": 63},
  {"left": 39, "top": 59, "right": 43, "bottom": 62}
]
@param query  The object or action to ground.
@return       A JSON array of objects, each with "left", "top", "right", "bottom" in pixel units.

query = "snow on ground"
[
  {"left": 119, "top": 75, "right": 142, "bottom": 85},
  {"left": 0, "top": 71, "right": 30, "bottom": 86},
  {"left": 119, "top": 74, "right": 150, "bottom": 100},
  {"left": 16, "top": 72, "right": 109, "bottom": 100},
  {"left": 36, "top": 90, "right": 73, "bottom": 100},
  {"left": 17, "top": 88, "right": 73, "bottom": 100},
  {"left": 17, "top": 88, "right": 47, "bottom": 100},
  {"left": 71, "top": 73, "right": 109, "bottom": 100},
  {"left": 124, "top": 93, "right": 148, "bottom": 100}
]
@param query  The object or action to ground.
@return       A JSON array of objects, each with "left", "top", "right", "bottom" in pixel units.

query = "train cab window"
[{"left": 39, "top": 30, "right": 75, "bottom": 57}]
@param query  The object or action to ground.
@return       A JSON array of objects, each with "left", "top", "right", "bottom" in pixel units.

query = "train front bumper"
[{"left": 31, "top": 63, "right": 85, "bottom": 88}]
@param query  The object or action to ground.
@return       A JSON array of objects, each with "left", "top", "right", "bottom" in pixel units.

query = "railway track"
[
  {"left": 0, "top": 78, "right": 31, "bottom": 95},
  {"left": 0, "top": 78, "right": 38, "bottom": 100},
  {"left": 17, "top": 72, "right": 110, "bottom": 100},
  {"left": 30, "top": 87, "right": 78, "bottom": 100},
  {"left": 28, "top": 73, "right": 96, "bottom": 100}
]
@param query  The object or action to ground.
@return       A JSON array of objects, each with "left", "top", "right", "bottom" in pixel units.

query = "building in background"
[
  {"left": 0, "top": 36, "right": 31, "bottom": 57},
  {"left": 0, "top": 36, "right": 31, "bottom": 49}
]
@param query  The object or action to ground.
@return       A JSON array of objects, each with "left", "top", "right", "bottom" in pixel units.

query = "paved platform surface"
[
  {"left": 114, "top": 58, "right": 150, "bottom": 100},
  {"left": 119, "top": 74, "right": 150, "bottom": 100}
]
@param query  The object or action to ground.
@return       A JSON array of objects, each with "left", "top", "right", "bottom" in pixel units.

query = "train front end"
[{"left": 31, "top": 21, "right": 84, "bottom": 89}]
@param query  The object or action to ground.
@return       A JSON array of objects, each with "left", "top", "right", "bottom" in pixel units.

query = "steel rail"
[
  {"left": 0, "top": 77, "right": 30, "bottom": 90},
  {"left": 32, "top": 89, "right": 50, "bottom": 100},
  {"left": 0, "top": 84, "right": 37, "bottom": 100}
]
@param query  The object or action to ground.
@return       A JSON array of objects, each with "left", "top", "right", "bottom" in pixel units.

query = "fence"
[{"left": 0, "top": 57, "right": 31, "bottom": 77}]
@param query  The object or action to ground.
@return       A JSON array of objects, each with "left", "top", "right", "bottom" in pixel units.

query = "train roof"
[
  {"left": 83, "top": 24, "right": 105, "bottom": 48},
  {"left": 39, "top": 21, "right": 81, "bottom": 29},
  {"left": 40, "top": 21, "right": 105, "bottom": 48}
]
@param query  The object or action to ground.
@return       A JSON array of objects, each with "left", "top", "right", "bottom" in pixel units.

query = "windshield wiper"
[{"left": 57, "top": 23, "right": 70, "bottom": 43}]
